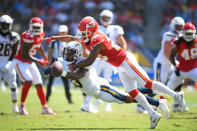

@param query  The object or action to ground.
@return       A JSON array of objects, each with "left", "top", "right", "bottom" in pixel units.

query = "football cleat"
[
  {"left": 158, "top": 99, "right": 169, "bottom": 120},
  {"left": 135, "top": 104, "right": 148, "bottom": 114},
  {"left": 12, "top": 103, "right": 19, "bottom": 113},
  {"left": 19, "top": 104, "right": 28, "bottom": 115},
  {"left": 105, "top": 103, "right": 112, "bottom": 112},
  {"left": 150, "top": 112, "right": 161, "bottom": 129},
  {"left": 42, "top": 107, "right": 56, "bottom": 115},
  {"left": 175, "top": 91, "right": 186, "bottom": 112}
]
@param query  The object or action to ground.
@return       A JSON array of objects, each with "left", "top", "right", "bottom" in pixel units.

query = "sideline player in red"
[
  {"left": 45, "top": 16, "right": 185, "bottom": 128},
  {"left": 13, "top": 17, "right": 55, "bottom": 115},
  {"left": 167, "top": 22, "right": 197, "bottom": 98}
]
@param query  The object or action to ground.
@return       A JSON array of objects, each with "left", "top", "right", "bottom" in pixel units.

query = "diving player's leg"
[{"left": 123, "top": 52, "right": 185, "bottom": 112}]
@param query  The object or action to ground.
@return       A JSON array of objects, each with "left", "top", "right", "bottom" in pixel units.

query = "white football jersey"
[
  {"left": 0, "top": 32, "right": 20, "bottom": 66},
  {"left": 99, "top": 25, "right": 124, "bottom": 44},
  {"left": 154, "top": 30, "right": 178, "bottom": 65},
  {"left": 58, "top": 57, "right": 109, "bottom": 97}
]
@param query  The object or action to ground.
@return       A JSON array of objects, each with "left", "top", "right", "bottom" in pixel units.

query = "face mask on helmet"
[
  {"left": 99, "top": 10, "right": 113, "bottom": 26},
  {"left": 170, "top": 17, "right": 185, "bottom": 34},
  {"left": 63, "top": 41, "right": 83, "bottom": 62},
  {"left": 0, "top": 15, "right": 13, "bottom": 34},
  {"left": 78, "top": 16, "right": 98, "bottom": 43},
  {"left": 183, "top": 22, "right": 196, "bottom": 42},
  {"left": 29, "top": 17, "right": 43, "bottom": 36}
]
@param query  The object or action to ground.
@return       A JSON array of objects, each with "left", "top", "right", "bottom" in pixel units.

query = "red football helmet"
[
  {"left": 183, "top": 22, "right": 196, "bottom": 42},
  {"left": 29, "top": 17, "right": 43, "bottom": 36},
  {"left": 78, "top": 16, "right": 98, "bottom": 42}
]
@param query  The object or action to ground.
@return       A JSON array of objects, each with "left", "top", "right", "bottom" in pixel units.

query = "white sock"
[
  {"left": 135, "top": 92, "right": 154, "bottom": 115},
  {"left": 152, "top": 81, "right": 177, "bottom": 98},
  {"left": 82, "top": 95, "right": 92, "bottom": 109},
  {"left": 11, "top": 88, "right": 18, "bottom": 100},
  {"left": 94, "top": 99, "right": 102, "bottom": 108}
]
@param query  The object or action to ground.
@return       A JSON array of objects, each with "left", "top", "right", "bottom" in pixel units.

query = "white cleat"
[
  {"left": 12, "top": 103, "right": 19, "bottom": 113},
  {"left": 150, "top": 112, "right": 161, "bottom": 129},
  {"left": 158, "top": 99, "right": 169, "bottom": 120},
  {"left": 175, "top": 91, "right": 186, "bottom": 112},
  {"left": 81, "top": 105, "right": 98, "bottom": 113},
  {"left": 105, "top": 103, "right": 112, "bottom": 112},
  {"left": 135, "top": 104, "right": 148, "bottom": 114}
]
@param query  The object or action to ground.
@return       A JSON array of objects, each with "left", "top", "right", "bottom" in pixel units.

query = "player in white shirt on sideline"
[
  {"left": 82, "top": 9, "right": 128, "bottom": 113},
  {"left": 0, "top": 15, "right": 20, "bottom": 113}
]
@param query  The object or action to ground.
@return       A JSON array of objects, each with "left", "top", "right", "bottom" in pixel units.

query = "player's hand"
[
  {"left": 175, "top": 67, "right": 180, "bottom": 76},
  {"left": 43, "top": 36, "right": 54, "bottom": 45},
  {"left": 38, "top": 58, "right": 49, "bottom": 67},
  {"left": 43, "top": 66, "right": 52, "bottom": 78},
  {"left": 2, "top": 61, "right": 12, "bottom": 73}
]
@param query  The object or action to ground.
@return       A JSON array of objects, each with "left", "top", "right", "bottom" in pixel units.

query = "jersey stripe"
[{"left": 125, "top": 57, "right": 149, "bottom": 82}]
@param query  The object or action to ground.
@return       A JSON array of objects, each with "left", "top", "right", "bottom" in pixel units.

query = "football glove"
[{"left": 43, "top": 66, "right": 52, "bottom": 77}]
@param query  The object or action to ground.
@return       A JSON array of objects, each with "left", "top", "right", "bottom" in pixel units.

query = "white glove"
[{"left": 2, "top": 61, "right": 12, "bottom": 73}]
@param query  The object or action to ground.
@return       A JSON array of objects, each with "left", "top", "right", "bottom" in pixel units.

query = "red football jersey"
[
  {"left": 175, "top": 38, "right": 197, "bottom": 72},
  {"left": 82, "top": 30, "right": 126, "bottom": 67},
  {"left": 15, "top": 31, "right": 44, "bottom": 64}
]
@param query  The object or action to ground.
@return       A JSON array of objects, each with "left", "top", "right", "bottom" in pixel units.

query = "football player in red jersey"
[
  {"left": 167, "top": 22, "right": 197, "bottom": 101},
  {"left": 13, "top": 17, "right": 55, "bottom": 115},
  {"left": 45, "top": 16, "right": 186, "bottom": 128}
]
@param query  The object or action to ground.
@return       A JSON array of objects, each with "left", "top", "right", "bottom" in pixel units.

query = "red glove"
[
  {"left": 38, "top": 58, "right": 49, "bottom": 66},
  {"left": 69, "top": 64, "right": 75, "bottom": 71},
  {"left": 44, "top": 36, "right": 54, "bottom": 45}
]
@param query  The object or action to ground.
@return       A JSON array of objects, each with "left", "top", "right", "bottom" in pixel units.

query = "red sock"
[
  {"left": 21, "top": 83, "right": 32, "bottom": 103},
  {"left": 36, "top": 87, "right": 47, "bottom": 106}
]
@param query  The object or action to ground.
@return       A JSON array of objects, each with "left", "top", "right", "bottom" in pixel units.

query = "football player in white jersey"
[
  {"left": 86, "top": 9, "right": 128, "bottom": 112},
  {"left": 44, "top": 41, "right": 170, "bottom": 128},
  {"left": 0, "top": 15, "right": 20, "bottom": 113},
  {"left": 153, "top": 17, "right": 185, "bottom": 112}
]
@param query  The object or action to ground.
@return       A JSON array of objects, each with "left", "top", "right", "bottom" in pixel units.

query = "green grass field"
[{"left": 0, "top": 86, "right": 197, "bottom": 131}]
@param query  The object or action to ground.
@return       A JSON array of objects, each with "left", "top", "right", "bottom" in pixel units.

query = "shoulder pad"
[
  {"left": 164, "top": 31, "right": 176, "bottom": 38},
  {"left": 10, "top": 31, "right": 20, "bottom": 41}
]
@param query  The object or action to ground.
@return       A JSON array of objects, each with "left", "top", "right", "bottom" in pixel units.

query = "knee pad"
[
  {"left": 144, "top": 79, "right": 153, "bottom": 89},
  {"left": 128, "top": 89, "right": 139, "bottom": 99}
]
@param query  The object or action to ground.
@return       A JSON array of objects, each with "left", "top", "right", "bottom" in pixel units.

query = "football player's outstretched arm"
[
  {"left": 66, "top": 68, "right": 88, "bottom": 80},
  {"left": 21, "top": 42, "right": 39, "bottom": 62},
  {"left": 53, "top": 35, "right": 79, "bottom": 43},
  {"left": 73, "top": 44, "right": 104, "bottom": 69}
]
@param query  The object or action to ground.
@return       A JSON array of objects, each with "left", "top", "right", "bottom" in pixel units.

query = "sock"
[
  {"left": 82, "top": 95, "right": 92, "bottom": 109},
  {"left": 152, "top": 81, "right": 177, "bottom": 98},
  {"left": 94, "top": 99, "right": 102, "bottom": 108},
  {"left": 11, "top": 87, "right": 18, "bottom": 101},
  {"left": 145, "top": 95, "right": 159, "bottom": 107},
  {"left": 21, "top": 83, "right": 32, "bottom": 104},
  {"left": 135, "top": 92, "right": 155, "bottom": 115},
  {"left": 36, "top": 87, "right": 47, "bottom": 106}
]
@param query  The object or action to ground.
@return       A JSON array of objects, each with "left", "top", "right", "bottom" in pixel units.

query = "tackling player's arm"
[
  {"left": 73, "top": 43, "right": 105, "bottom": 69},
  {"left": 51, "top": 35, "right": 79, "bottom": 43},
  {"left": 116, "top": 34, "right": 127, "bottom": 50},
  {"left": 66, "top": 68, "right": 88, "bottom": 80},
  {"left": 21, "top": 42, "right": 39, "bottom": 62}
]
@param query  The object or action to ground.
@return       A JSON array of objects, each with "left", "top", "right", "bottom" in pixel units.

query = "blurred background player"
[
  {"left": 13, "top": 17, "right": 55, "bottom": 115},
  {"left": 92, "top": 9, "right": 127, "bottom": 112},
  {"left": 0, "top": 15, "right": 19, "bottom": 113},
  {"left": 46, "top": 25, "right": 73, "bottom": 104},
  {"left": 167, "top": 22, "right": 197, "bottom": 111},
  {"left": 136, "top": 17, "right": 185, "bottom": 113}
]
